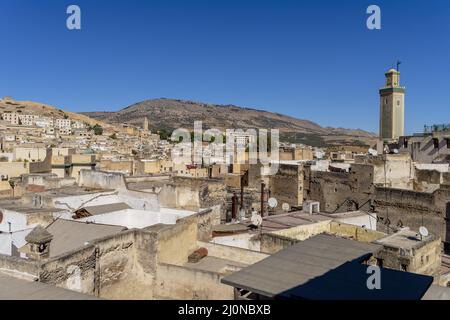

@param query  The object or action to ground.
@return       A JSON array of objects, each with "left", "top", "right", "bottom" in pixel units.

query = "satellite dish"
[
  {"left": 419, "top": 226, "right": 429, "bottom": 238},
  {"left": 251, "top": 213, "right": 262, "bottom": 226},
  {"left": 268, "top": 197, "right": 278, "bottom": 208},
  {"left": 393, "top": 149, "right": 399, "bottom": 154},
  {"left": 368, "top": 148, "right": 378, "bottom": 156},
  {"left": 282, "top": 203, "right": 290, "bottom": 212}
]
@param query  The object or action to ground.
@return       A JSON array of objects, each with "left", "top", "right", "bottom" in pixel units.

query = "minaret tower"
[{"left": 379, "top": 64, "right": 405, "bottom": 141}]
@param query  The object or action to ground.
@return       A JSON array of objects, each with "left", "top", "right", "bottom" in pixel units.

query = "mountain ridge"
[{"left": 83, "top": 98, "right": 377, "bottom": 147}]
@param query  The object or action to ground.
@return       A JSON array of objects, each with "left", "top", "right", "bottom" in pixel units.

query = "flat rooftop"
[
  {"left": 36, "top": 186, "right": 114, "bottom": 198},
  {"left": 374, "top": 228, "right": 436, "bottom": 251},
  {"left": 44, "top": 219, "right": 126, "bottom": 257},
  {"left": 185, "top": 256, "right": 248, "bottom": 275},
  {"left": 0, "top": 274, "right": 99, "bottom": 300},
  {"left": 78, "top": 208, "right": 196, "bottom": 229},
  {"left": 242, "top": 212, "right": 332, "bottom": 233},
  {"left": 0, "top": 198, "right": 66, "bottom": 215}
]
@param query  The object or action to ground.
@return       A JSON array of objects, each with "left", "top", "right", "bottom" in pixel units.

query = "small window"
[
  {"left": 397, "top": 100, "right": 400, "bottom": 106},
  {"left": 433, "top": 138, "right": 440, "bottom": 149},
  {"left": 447, "top": 139, "right": 450, "bottom": 149},
  {"left": 376, "top": 258, "right": 383, "bottom": 268},
  {"left": 401, "top": 264, "right": 408, "bottom": 272},
  {"left": 403, "top": 138, "right": 408, "bottom": 148}
]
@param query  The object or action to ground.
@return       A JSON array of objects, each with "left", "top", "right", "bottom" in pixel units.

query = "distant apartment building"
[
  {"left": 399, "top": 124, "right": 450, "bottom": 164},
  {"left": 55, "top": 118, "right": 71, "bottom": 129},
  {"left": 72, "top": 121, "right": 85, "bottom": 129},
  {"left": 229, "top": 131, "right": 256, "bottom": 149},
  {"left": 2, "top": 112, "right": 20, "bottom": 125},
  {"left": 58, "top": 128, "right": 72, "bottom": 136},
  {"left": 18, "top": 114, "right": 39, "bottom": 126},
  {"left": 2, "top": 113, "right": 54, "bottom": 127},
  {"left": 35, "top": 117, "right": 54, "bottom": 128}
]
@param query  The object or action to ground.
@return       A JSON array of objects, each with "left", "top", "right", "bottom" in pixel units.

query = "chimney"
[
  {"left": 231, "top": 192, "right": 238, "bottom": 221},
  {"left": 261, "top": 182, "right": 265, "bottom": 217},
  {"left": 24, "top": 226, "right": 53, "bottom": 260}
]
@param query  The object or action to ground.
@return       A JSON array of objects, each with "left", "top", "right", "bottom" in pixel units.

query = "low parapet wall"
[{"left": 79, "top": 170, "right": 127, "bottom": 190}]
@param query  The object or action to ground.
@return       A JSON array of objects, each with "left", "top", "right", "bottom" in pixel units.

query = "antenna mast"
[{"left": 396, "top": 60, "right": 402, "bottom": 72}]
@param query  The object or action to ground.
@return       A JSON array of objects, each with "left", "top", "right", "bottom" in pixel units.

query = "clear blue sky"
[{"left": 1, "top": 0, "right": 449, "bottom": 134}]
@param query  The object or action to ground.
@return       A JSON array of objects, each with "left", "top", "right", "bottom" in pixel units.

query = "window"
[
  {"left": 447, "top": 139, "right": 450, "bottom": 149},
  {"left": 401, "top": 264, "right": 408, "bottom": 272},
  {"left": 376, "top": 258, "right": 383, "bottom": 268},
  {"left": 433, "top": 138, "right": 440, "bottom": 149},
  {"left": 403, "top": 138, "right": 408, "bottom": 148}
]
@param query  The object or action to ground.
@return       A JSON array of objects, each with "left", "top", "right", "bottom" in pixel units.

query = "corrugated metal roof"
[
  {"left": 0, "top": 274, "right": 99, "bottom": 300},
  {"left": 45, "top": 219, "right": 126, "bottom": 257},
  {"left": 221, "top": 234, "right": 382, "bottom": 298}
]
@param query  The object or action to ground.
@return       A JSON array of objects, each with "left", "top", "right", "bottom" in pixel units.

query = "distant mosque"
[{"left": 379, "top": 64, "right": 405, "bottom": 142}]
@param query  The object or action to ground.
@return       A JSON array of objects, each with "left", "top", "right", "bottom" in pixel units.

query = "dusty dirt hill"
[
  {"left": 84, "top": 98, "right": 377, "bottom": 147},
  {"left": 0, "top": 97, "right": 111, "bottom": 128}
]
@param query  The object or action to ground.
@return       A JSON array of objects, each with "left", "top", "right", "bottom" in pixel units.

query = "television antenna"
[
  {"left": 368, "top": 148, "right": 378, "bottom": 156},
  {"left": 268, "top": 197, "right": 278, "bottom": 209},
  {"left": 251, "top": 213, "right": 263, "bottom": 226},
  {"left": 396, "top": 60, "right": 402, "bottom": 72},
  {"left": 419, "top": 226, "right": 429, "bottom": 240}
]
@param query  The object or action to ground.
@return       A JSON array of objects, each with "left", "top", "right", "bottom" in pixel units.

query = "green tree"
[{"left": 93, "top": 124, "right": 103, "bottom": 135}]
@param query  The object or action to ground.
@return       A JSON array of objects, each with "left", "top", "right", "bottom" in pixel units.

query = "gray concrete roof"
[
  {"left": 0, "top": 274, "right": 99, "bottom": 300},
  {"left": 25, "top": 226, "right": 53, "bottom": 244},
  {"left": 422, "top": 285, "right": 450, "bottom": 300},
  {"left": 374, "top": 228, "right": 435, "bottom": 250},
  {"left": 221, "top": 233, "right": 382, "bottom": 297},
  {"left": 45, "top": 219, "right": 126, "bottom": 257},
  {"left": 37, "top": 186, "right": 114, "bottom": 198},
  {"left": 77, "top": 202, "right": 130, "bottom": 216}
]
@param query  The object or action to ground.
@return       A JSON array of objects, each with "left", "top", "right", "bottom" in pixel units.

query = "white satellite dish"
[
  {"left": 282, "top": 203, "right": 290, "bottom": 212},
  {"left": 251, "top": 213, "right": 263, "bottom": 226},
  {"left": 419, "top": 226, "right": 429, "bottom": 238},
  {"left": 393, "top": 149, "right": 399, "bottom": 154},
  {"left": 368, "top": 148, "right": 378, "bottom": 156},
  {"left": 268, "top": 197, "right": 278, "bottom": 208}
]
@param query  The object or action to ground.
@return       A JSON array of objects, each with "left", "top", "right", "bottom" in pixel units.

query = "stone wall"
[
  {"left": 0, "top": 207, "right": 227, "bottom": 300},
  {"left": 155, "top": 263, "right": 234, "bottom": 300},
  {"left": 259, "top": 233, "right": 300, "bottom": 254},
  {"left": 154, "top": 217, "right": 198, "bottom": 266},
  {"left": 269, "top": 164, "right": 304, "bottom": 207},
  {"left": 0, "top": 254, "right": 39, "bottom": 279},
  {"left": 271, "top": 220, "right": 331, "bottom": 241},
  {"left": 197, "top": 207, "right": 221, "bottom": 242},
  {"left": 198, "top": 241, "right": 268, "bottom": 265},
  {"left": 78, "top": 170, "right": 127, "bottom": 190},
  {"left": 374, "top": 235, "right": 442, "bottom": 278},
  {"left": 157, "top": 177, "right": 227, "bottom": 216},
  {"left": 373, "top": 187, "right": 450, "bottom": 251},
  {"left": 304, "top": 163, "right": 374, "bottom": 213},
  {"left": 329, "top": 221, "right": 386, "bottom": 243}
]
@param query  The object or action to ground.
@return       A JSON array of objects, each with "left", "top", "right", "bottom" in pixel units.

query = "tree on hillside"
[{"left": 93, "top": 124, "right": 103, "bottom": 135}]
